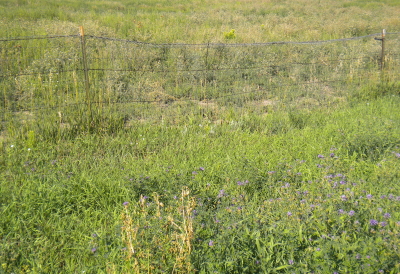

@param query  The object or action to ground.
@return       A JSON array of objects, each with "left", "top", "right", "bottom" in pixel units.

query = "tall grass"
[
  {"left": 1, "top": 96, "right": 400, "bottom": 273},
  {"left": 1, "top": 0, "right": 400, "bottom": 273}
]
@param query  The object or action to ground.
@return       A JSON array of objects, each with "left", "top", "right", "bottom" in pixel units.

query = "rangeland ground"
[{"left": 1, "top": 0, "right": 400, "bottom": 273}]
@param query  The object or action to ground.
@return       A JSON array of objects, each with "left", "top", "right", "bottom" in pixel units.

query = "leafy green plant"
[{"left": 224, "top": 29, "right": 236, "bottom": 40}]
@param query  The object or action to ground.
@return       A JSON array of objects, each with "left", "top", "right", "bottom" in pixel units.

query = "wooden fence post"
[
  {"left": 380, "top": 29, "right": 386, "bottom": 71},
  {"left": 79, "top": 26, "right": 91, "bottom": 115},
  {"left": 375, "top": 29, "right": 386, "bottom": 70}
]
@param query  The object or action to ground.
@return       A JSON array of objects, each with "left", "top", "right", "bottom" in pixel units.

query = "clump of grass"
[{"left": 120, "top": 187, "right": 196, "bottom": 273}]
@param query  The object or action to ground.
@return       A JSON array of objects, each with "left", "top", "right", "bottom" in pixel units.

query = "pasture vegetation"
[{"left": 1, "top": 0, "right": 400, "bottom": 273}]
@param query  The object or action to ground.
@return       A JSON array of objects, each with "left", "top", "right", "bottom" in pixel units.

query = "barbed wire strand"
[
  {"left": 0, "top": 77, "right": 366, "bottom": 115},
  {"left": 0, "top": 35, "right": 79, "bottom": 42},
  {"left": 0, "top": 54, "right": 383, "bottom": 78},
  {"left": 85, "top": 33, "right": 388, "bottom": 48},
  {"left": 1, "top": 32, "right": 399, "bottom": 46}
]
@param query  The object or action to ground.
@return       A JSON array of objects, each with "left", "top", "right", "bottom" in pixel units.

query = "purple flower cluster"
[
  {"left": 217, "top": 189, "right": 226, "bottom": 198},
  {"left": 369, "top": 219, "right": 379, "bottom": 226},
  {"left": 237, "top": 180, "right": 249, "bottom": 186}
]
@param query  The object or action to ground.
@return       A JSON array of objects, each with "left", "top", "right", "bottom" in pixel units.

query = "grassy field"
[{"left": 1, "top": 0, "right": 400, "bottom": 273}]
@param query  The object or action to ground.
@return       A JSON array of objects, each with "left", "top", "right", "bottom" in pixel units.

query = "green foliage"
[
  {"left": 1, "top": 0, "right": 400, "bottom": 273},
  {"left": 224, "top": 29, "right": 236, "bottom": 40},
  {"left": 1, "top": 97, "right": 400, "bottom": 273}
]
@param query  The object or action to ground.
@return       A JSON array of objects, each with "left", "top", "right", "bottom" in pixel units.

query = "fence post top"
[{"left": 79, "top": 26, "right": 85, "bottom": 37}]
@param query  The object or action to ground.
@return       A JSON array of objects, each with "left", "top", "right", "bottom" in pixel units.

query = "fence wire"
[{"left": 0, "top": 32, "right": 399, "bottom": 132}]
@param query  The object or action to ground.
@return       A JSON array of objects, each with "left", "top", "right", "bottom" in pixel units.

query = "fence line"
[
  {"left": 1, "top": 28, "right": 399, "bottom": 131},
  {"left": 1, "top": 56, "right": 374, "bottom": 79},
  {"left": 2, "top": 31, "right": 400, "bottom": 44}
]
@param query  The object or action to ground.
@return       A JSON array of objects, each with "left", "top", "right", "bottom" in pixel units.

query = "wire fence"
[{"left": 1, "top": 28, "right": 399, "bottom": 134}]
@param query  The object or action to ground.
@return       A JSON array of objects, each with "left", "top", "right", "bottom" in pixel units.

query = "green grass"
[
  {"left": 1, "top": 0, "right": 400, "bottom": 273},
  {"left": 1, "top": 97, "right": 400, "bottom": 273}
]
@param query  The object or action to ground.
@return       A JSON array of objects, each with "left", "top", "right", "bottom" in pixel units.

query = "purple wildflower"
[
  {"left": 237, "top": 180, "right": 249, "bottom": 186},
  {"left": 139, "top": 196, "right": 148, "bottom": 203},
  {"left": 287, "top": 211, "right": 293, "bottom": 216},
  {"left": 217, "top": 189, "right": 226, "bottom": 198},
  {"left": 199, "top": 167, "right": 205, "bottom": 171},
  {"left": 348, "top": 210, "right": 355, "bottom": 216},
  {"left": 383, "top": 213, "right": 391, "bottom": 219},
  {"left": 288, "top": 260, "right": 294, "bottom": 265},
  {"left": 330, "top": 153, "right": 335, "bottom": 157},
  {"left": 366, "top": 194, "right": 373, "bottom": 199},
  {"left": 370, "top": 219, "right": 379, "bottom": 226},
  {"left": 91, "top": 248, "right": 97, "bottom": 253},
  {"left": 317, "top": 154, "right": 324, "bottom": 159},
  {"left": 338, "top": 209, "right": 345, "bottom": 214},
  {"left": 123, "top": 201, "right": 129, "bottom": 206},
  {"left": 208, "top": 240, "right": 214, "bottom": 247},
  {"left": 341, "top": 195, "right": 347, "bottom": 201},
  {"left": 380, "top": 221, "right": 387, "bottom": 227}
]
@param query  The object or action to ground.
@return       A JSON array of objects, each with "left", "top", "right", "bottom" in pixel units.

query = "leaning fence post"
[{"left": 79, "top": 26, "right": 91, "bottom": 115}]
